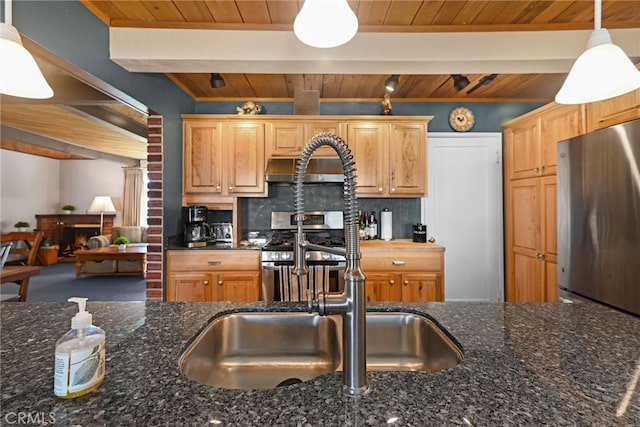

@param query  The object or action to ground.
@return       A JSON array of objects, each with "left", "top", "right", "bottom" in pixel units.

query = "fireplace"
[{"left": 60, "top": 225, "right": 100, "bottom": 257}]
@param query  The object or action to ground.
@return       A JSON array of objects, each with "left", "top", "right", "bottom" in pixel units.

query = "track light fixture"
[
  {"left": 210, "top": 73, "right": 225, "bottom": 88},
  {"left": 385, "top": 75, "right": 399, "bottom": 93},
  {"left": 451, "top": 74, "right": 470, "bottom": 91}
]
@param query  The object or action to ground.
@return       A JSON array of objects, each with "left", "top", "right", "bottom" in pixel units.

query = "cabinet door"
[
  {"left": 542, "top": 176, "right": 557, "bottom": 257},
  {"left": 365, "top": 273, "right": 401, "bottom": 302},
  {"left": 586, "top": 88, "right": 640, "bottom": 131},
  {"left": 389, "top": 123, "right": 426, "bottom": 196},
  {"left": 401, "top": 273, "right": 443, "bottom": 302},
  {"left": 513, "top": 253, "right": 544, "bottom": 302},
  {"left": 307, "top": 120, "right": 343, "bottom": 158},
  {"left": 167, "top": 273, "right": 213, "bottom": 302},
  {"left": 540, "top": 105, "right": 583, "bottom": 175},
  {"left": 267, "top": 122, "right": 305, "bottom": 158},
  {"left": 216, "top": 272, "right": 260, "bottom": 301},
  {"left": 510, "top": 178, "right": 541, "bottom": 253},
  {"left": 224, "top": 122, "right": 266, "bottom": 196},
  {"left": 545, "top": 257, "right": 559, "bottom": 302},
  {"left": 507, "top": 121, "right": 541, "bottom": 180},
  {"left": 348, "top": 123, "right": 388, "bottom": 196},
  {"left": 183, "top": 121, "right": 222, "bottom": 195}
]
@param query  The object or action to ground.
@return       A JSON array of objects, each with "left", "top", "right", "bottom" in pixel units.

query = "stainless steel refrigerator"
[{"left": 558, "top": 118, "right": 640, "bottom": 316}]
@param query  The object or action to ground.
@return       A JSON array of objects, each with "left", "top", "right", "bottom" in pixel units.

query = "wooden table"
[
  {"left": 75, "top": 246, "right": 147, "bottom": 278},
  {"left": 1, "top": 265, "right": 42, "bottom": 301}
]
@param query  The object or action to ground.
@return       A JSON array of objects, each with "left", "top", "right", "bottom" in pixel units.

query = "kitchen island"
[{"left": 1, "top": 299, "right": 638, "bottom": 426}]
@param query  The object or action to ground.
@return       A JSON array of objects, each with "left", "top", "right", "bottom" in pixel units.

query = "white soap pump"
[{"left": 54, "top": 297, "right": 106, "bottom": 399}]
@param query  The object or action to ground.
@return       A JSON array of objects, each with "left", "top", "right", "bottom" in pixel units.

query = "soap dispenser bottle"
[{"left": 54, "top": 297, "right": 106, "bottom": 398}]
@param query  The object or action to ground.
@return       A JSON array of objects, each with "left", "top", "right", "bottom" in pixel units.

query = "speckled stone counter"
[{"left": 1, "top": 300, "right": 639, "bottom": 426}]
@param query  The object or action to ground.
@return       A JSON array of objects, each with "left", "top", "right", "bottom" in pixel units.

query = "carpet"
[{"left": 1, "top": 262, "right": 147, "bottom": 302}]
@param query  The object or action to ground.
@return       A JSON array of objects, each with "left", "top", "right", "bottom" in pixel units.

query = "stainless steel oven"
[{"left": 261, "top": 211, "right": 345, "bottom": 302}]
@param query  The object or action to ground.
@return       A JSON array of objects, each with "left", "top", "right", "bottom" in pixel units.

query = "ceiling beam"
[
  {"left": 110, "top": 28, "right": 640, "bottom": 74},
  {"left": 62, "top": 105, "right": 148, "bottom": 141},
  {"left": 0, "top": 126, "right": 139, "bottom": 167}
]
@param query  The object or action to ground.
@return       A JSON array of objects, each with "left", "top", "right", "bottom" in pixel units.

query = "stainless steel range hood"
[{"left": 265, "top": 158, "right": 345, "bottom": 183}]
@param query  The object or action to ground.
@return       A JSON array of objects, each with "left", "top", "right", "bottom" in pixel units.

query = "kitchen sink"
[{"left": 179, "top": 310, "right": 463, "bottom": 390}]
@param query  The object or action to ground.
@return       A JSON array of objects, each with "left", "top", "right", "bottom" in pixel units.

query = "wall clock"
[{"left": 449, "top": 107, "right": 475, "bottom": 132}]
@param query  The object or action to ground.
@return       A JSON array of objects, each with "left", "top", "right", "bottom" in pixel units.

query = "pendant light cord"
[
  {"left": 5, "top": 0, "right": 12, "bottom": 26},
  {"left": 594, "top": 0, "right": 601, "bottom": 30}
]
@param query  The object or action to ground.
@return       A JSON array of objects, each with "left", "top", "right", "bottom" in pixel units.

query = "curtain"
[{"left": 122, "top": 167, "right": 145, "bottom": 226}]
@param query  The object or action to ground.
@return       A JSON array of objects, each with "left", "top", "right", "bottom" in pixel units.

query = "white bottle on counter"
[{"left": 54, "top": 297, "right": 105, "bottom": 399}]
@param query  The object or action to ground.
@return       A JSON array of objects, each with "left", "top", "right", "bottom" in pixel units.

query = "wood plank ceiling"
[{"left": 81, "top": 0, "right": 640, "bottom": 102}]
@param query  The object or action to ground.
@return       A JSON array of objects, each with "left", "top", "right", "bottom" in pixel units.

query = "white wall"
[
  {"left": 1, "top": 150, "right": 127, "bottom": 232},
  {"left": 59, "top": 159, "right": 125, "bottom": 225},
  {"left": 0, "top": 150, "right": 60, "bottom": 232}
]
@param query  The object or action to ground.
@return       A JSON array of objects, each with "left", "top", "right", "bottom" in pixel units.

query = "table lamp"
[{"left": 88, "top": 196, "right": 116, "bottom": 235}]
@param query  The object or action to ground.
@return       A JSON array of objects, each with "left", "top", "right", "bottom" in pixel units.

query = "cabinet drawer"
[
  {"left": 361, "top": 251, "right": 442, "bottom": 272},
  {"left": 167, "top": 250, "right": 260, "bottom": 272}
]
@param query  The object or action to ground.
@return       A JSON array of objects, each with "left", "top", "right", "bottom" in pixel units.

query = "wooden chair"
[{"left": 1, "top": 231, "right": 44, "bottom": 301}]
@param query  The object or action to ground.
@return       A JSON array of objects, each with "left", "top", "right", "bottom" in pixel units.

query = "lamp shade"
[
  {"left": 88, "top": 196, "right": 116, "bottom": 212},
  {"left": 0, "top": 23, "right": 53, "bottom": 99},
  {"left": 294, "top": 0, "right": 358, "bottom": 48},
  {"left": 555, "top": 28, "right": 640, "bottom": 104}
]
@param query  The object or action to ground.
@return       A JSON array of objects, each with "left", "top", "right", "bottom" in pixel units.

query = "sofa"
[{"left": 83, "top": 226, "right": 148, "bottom": 275}]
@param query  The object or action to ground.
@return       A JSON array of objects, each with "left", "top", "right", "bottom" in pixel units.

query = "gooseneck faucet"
[{"left": 293, "top": 133, "right": 368, "bottom": 396}]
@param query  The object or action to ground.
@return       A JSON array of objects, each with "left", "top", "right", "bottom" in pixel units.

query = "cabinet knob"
[
  {"left": 390, "top": 187, "right": 396, "bottom": 193},
  {"left": 218, "top": 280, "right": 223, "bottom": 286},
  {"left": 540, "top": 166, "right": 545, "bottom": 173},
  {"left": 228, "top": 185, "right": 234, "bottom": 192},
  {"left": 378, "top": 186, "right": 384, "bottom": 192},
  {"left": 208, "top": 261, "right": 221, "bottom": 266},
  {"left": 403, "top": 280, "right": 409, "bottom": 286},
  {"left": 392, "top": 260, "right": 406, "bottom": 266},
  {"left": 215, "top": 184, "right": 221, "bottom": 191},
  {"left": 389, "top": 280, "right": 395, "bottom": 285},
  {"left": 203, "top": 281, "right": 209, "bottom": 286},
  {"left": 536, "top": 253, "right": 545, "bottom": 260}
]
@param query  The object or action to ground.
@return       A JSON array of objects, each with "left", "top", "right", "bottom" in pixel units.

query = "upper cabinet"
[
  {"left": 586, "top": 88, "right": 640, "bottom": 132},
  {"left": 348, "top": 120, "right": 428, "bottom": 197},
  {"left": 182, "top": 116, "right": 266, "bottom": 205},
  {"left": 504, "top": 103, "right": 585, "bottom": 181},
  {"left": 183, "top": 115, "right": 432, "bottom": 206},
  {"left": 267, "top": 119, "right": 343, "bottom": 158}
]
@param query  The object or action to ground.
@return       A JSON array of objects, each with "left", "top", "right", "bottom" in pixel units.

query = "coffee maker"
[{"left": 182, "top": 206, "right": 213, "bottom": 247}]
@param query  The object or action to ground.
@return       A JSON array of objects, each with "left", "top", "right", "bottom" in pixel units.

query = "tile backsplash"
[{"left": 242, "top": 183, "right": 420, "bottom": 238}]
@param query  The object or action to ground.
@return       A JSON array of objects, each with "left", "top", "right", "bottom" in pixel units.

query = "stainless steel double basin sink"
[{"left": 179, "top": 310, "right": 463, "bottom": 390}]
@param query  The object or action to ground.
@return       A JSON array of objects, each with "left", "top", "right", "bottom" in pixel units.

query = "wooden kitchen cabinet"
[
  {"left": 267, "top": 120, "right": 342, "bottom": 158},
  {"left": 504, "top": 164, "right": 560, "bottom": 302},
  {"left": 361, "top": 240, "right": 444, "bottom": 302},
  {"left": 505, "top": 103, "right": 584, "bottom": 180},
  {"left": 182, "top": 116, "right": 266, "bottom": 205},
  {"left": 166, "top": 250, "right": 261, "bottom": 302},
  {"left": 586, "top": 88, "right": 640, "bottom": 132},
  {"left": 348, "top": 121, "right": 427, "bottom": 197}
]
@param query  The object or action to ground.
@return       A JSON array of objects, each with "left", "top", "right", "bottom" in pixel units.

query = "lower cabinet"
[
  {"left": 361, "top": 240, "right": 445, "bottom": 302},
  {"left": 166, "top": 250, "right": 261, "bottom": 302}
]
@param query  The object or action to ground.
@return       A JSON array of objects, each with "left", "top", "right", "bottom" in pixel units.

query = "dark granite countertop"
[{"left": 1, "top": 300, "right": 639, "bottom": 426}]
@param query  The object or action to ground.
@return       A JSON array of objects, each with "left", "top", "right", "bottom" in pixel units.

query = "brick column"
[{"left": 146, "top": 115, "right": 164, "bottom": 300}]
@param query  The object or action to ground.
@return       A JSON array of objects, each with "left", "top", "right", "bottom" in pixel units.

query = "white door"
[{"left": 422, "top": 133, "right": 504, "bottom": 302}]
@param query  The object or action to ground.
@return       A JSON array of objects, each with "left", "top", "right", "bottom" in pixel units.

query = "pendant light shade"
[
  {"left": 555, "top": 0, "right": 640, "bottom": 104},
  {"left": 0, "top": 0, "right": 53, "bottom": 99},
  {"left": 294, "top": 0, "right": 358, "bottom": 48}
]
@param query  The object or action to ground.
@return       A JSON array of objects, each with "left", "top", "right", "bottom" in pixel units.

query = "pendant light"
[
  {"left": 294, "top": 0, "right": 358, "bottom": 48},
  {"left": 555, "top": 0, "right": 640, "bottom": 104},
  {"left": 0, "top": 0, "right": 53, "bottom": 98}
]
